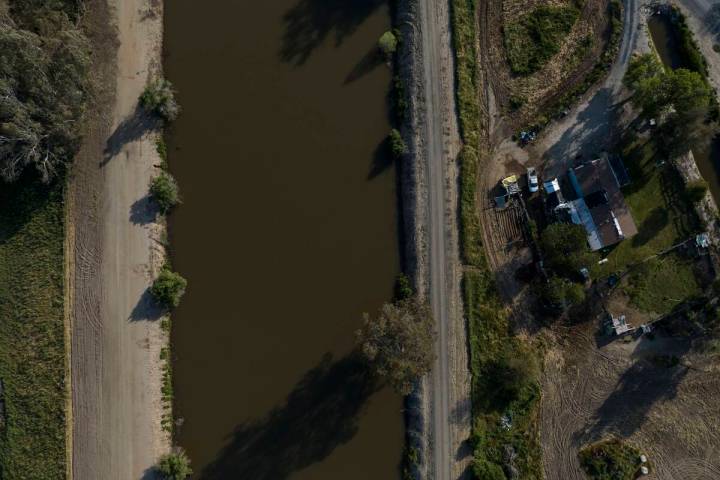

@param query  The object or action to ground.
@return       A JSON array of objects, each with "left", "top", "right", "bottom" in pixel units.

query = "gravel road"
[
  {"left": 70, "top": 0, "right": 169, "bottom": 478},
  {"left": 417, "top": 0, "right": 467, "bottom": 479}
]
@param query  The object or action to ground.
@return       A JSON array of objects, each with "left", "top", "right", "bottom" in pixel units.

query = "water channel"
[
  {"left": 648, "top": 13, "right": 720, "bottom": 202},
  {"left": 164, "top": 1, "right": 403, "bottom": 478}
]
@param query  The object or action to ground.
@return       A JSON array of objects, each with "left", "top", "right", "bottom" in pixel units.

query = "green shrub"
[
  {"left": 151, "top": 265, "right": 187, "bottom": 309},
  {"left": 378, "top": 30, "right": 398, "bottom": 59},
  {"left": 156, "top": 137, "right": 168, "bottom": 163},
  {"left": 542, "top": 276, "right": 586, "bottom": 313},
  {"left": 389, "top": 129, "right": 408, "bottom": 158},
  {"left": 540, "top": 223, "right": 595, "bottom": 278},
  {"left": 714, "top": 44, "right": 720, "bottom": 53},
  {"left": 473, "top": 458, "right": 506, "bottom": 480},
  {"left": 140, "top": 79, "right": 180, "bottom": 121},
  {"left": 579, "top": 439, "right": 645, "bottom": 480},
  {"left": 157, "top": 449, "right": 193, "bottom": 480},
  {"left": 488, "top": 345, "right": 540, "bottom": 405},
  {"left": 504, "top": 6, "right": 579, "bottom": 75},
  {"left": 394, "top": 273, "right": 414, "bottom": 301},
  {"left": 150, "top": 172, "right": 181, "bottom": 213}
]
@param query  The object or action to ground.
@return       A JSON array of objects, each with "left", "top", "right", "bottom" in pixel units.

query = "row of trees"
[{"left": 0, "top": 3, "right": 90, "bottom": 182}]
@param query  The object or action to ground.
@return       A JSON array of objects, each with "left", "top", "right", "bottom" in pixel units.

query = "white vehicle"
[{"left": 527, "top": 167, "right": 539, "bottom": 193}]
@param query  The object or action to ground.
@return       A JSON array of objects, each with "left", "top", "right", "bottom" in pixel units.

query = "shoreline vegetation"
[
  {"left": 0, "top": 0, "right": 91, "bottom": 477},
  {"left": 141, "top": 76, "right": 188, "bottom": 475}
]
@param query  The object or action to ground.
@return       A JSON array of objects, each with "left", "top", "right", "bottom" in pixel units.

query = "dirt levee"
[{"left": 70, "top": 0, "right": 169, "bottom": 478}]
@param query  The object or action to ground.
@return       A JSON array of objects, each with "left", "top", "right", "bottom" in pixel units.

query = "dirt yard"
[{"left": 541, "top": 321, "right": 720, "bottom": 479}]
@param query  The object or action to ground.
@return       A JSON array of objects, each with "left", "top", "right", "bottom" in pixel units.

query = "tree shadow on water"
[
  {"left": 368, "top": 137, "right": 393, "bottom": 180},
  {"left": 200, "top": 352, "right": 379, "bottom": 480},
  {"left": 280, "top": 0, "right": 386, "bottom": 66},
  {"left": 344, "top": 46, "right": 384, "bottom": 84}
]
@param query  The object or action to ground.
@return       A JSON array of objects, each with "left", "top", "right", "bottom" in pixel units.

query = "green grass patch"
[
  {"left": 450, "top": 0, "right": 484, "bottom": 267},
  {"left": 464, "top": 270, "right": 543, "bottom": 479},
  {"left": 624, "top": 252, "right": 702, "bottom": 316},
  {"left": 593, "top": 137, "right": 700, "bottom": 278},
  {"left": 579, "top": 439, "right": 646, "bottom": 480},
  {"left": 504, "top": 5, "right": 579, "bottom": 75},
  {"left": 0, "top": 176, "right": 66, "bottom": 478},
  {"left": 523, "top": 0, "right": 623, "bottom": 133}
]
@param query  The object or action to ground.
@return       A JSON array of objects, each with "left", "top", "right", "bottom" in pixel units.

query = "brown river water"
[{"left": 164, "top": 1, "right": 403, "bottom": 478}]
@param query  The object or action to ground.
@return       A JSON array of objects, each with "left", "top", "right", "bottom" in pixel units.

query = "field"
[
  {"left": 0, "top": 177, "right": 66, "bottom": 479},
  {"left": 504, "top": 5, "right": 580, "bottom": 75}
]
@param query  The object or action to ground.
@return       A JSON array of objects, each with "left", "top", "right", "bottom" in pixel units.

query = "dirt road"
[
  {"left": 416, "top": 0, "right": 466, "bottom": 479},
  {"left": 70, "top": 0, "right": 169, "bottom": 478}
]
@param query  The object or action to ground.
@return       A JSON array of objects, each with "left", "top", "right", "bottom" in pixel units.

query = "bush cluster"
[
  {"left": 140, "top": 79, "right": 180, "bottom": 122},
  {"left": 389, "top": 128, "right": 408, "bottom": 158},
  {"left": 151, "top": 264, "right": 187, "bottom": 309},
  {"left": 157, "top": 449, "right": 193, "bottom": 480},
  {"left": 378, "top": 30, "right": 398, "bottom": 59},
  {"left": 0, "top": 3, "right": 90, "bottom": 182},
  {"left": 150, "top": 171, "right": 181, "bottom": 213}
]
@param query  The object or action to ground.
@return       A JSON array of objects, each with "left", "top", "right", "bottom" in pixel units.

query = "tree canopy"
[
  {"left": 0, "top": 6, "right": 90, "bottom": 182},
  {"left": 625, "top": 54, "right": 716, "bottom": 156},
  {"left": 150, "top": 265, "right": 187, "bottom": 309},
  {"left": 150, "top": 171, "right": 181, "bottom": 213},
  {"left": 540, "top": 223, "right": 594, "bottom": 278},
  {"left": 356, "top": 299, "right": 435, "bottom": 395}
]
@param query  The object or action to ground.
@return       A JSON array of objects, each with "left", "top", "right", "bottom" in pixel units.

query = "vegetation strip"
[
  {"left": 449, "top": 0, "right": 543, "bottom": 477},
  {"left": 0, "top": 0, "right": 92, "bottom": 476},
  {"left": 0, "top": 178, "right": 67, "bottom": 478}
]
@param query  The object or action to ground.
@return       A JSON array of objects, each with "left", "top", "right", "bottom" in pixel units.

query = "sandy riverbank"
[{"left": 69, "top": 0, "right": 170, "bottom": 477}]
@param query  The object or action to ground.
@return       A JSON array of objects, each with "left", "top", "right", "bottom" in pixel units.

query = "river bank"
[
  {"left": 394, "top": 0, "right": 469, "bottom": 478},
  {"left": 69, "top": 0, "right": 170, "bottom": 477}
]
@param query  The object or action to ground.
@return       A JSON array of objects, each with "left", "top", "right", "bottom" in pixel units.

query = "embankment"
[{"left": 395, "top": 0, "right": 431, "bottom": 476}]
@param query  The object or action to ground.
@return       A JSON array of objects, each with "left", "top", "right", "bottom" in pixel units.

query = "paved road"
[
  {"left": 534, "top": 0, "right": 643, "bottom": 177},
  {"left": 418, "top": 0, "right": 455, "bottom": 478}
]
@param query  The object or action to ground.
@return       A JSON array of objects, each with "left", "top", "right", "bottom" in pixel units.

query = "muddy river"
[
  {"left": 164, "top": 1, "right": 402, "bottom": 478},
  {"left": 648, "top": 13, "right": 720, "bottom": 203}
]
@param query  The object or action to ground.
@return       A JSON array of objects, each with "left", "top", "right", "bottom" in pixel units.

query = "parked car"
[{"left": 527, "top": 167, "right": 539, "bottom": 193}]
